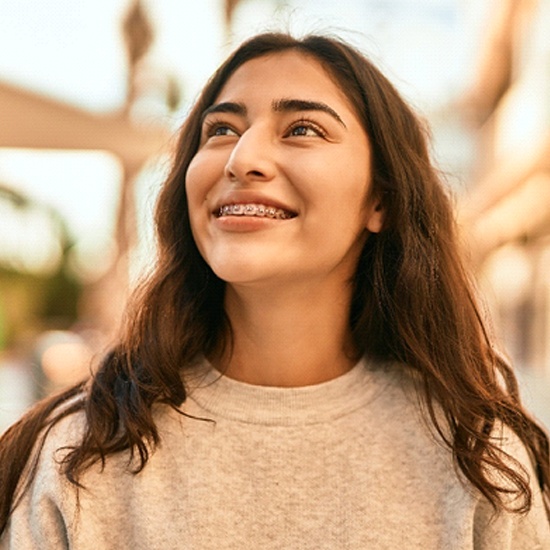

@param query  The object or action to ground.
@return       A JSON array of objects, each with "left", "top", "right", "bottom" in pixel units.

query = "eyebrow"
[
  {"left": 201, "top": 98, "right": 346, "bottom": 128},
  {"left": 201, "top": 101, "right": 246, "bottom": 122},
  {"left": 272, "top": 98, "right": 346, "bottom": 128}
]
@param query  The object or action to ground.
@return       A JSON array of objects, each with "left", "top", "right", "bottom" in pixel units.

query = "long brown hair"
[{"left": 1, "top": 32, "right": 549, "bottom": 533}]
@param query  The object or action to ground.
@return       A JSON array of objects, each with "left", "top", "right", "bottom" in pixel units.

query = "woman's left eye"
[
  {"left": 209, "top": 124, "right": 238, "bottom": 137},
  {"left": 287, "top": 120, "right": 326, "bottom": 138}
]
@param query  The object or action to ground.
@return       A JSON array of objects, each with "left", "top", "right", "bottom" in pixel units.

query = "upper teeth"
[{"left": 217, "top": 203, "right": 295, "bottom": 220}]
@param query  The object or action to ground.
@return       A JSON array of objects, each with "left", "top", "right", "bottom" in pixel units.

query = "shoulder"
[
  {"left": 26, "top": 396, "right": 88, "bottom": 494},
  {"left": 364, "top": 360, "right": 432, "bottom": 435},
  {"left": 0, "top": 395, "right": 88, "bottom": 549},
  {"left": 473, "top": 424, "right": 550, "bottom": 548}
]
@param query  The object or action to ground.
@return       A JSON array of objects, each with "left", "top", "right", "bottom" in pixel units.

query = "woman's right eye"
[{"left": 204, "top": 121, "right": 239, "bottom": 138}]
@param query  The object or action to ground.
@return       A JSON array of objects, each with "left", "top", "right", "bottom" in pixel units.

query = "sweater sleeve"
[
  {"left": 1, "top": 492, "right": 70, "bottom": 550},
  {"left": 473, "top": 427, "right": 550, "bottom": 550},
  {"left": 0, "top": 412, "right": 83, "bottom": 550},
  {"left": 473, "top": 495, "right": 550, "bottom": 549}
]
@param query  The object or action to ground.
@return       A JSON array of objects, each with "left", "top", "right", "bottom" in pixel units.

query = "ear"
[{"left": 365, "top": 199, "right": 384, "bottom": 233}]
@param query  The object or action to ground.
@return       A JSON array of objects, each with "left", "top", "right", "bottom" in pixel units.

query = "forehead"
[{"left": 215, "top": 51, "right": 353, "bottom": 110}]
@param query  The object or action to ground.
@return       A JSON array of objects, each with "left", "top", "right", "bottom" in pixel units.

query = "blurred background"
[{"left": 0, "top": 0, "right": 549, "bottom": 432}]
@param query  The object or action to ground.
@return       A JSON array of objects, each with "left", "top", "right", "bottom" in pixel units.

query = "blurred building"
[
  {"left": 4, "top": 3, "right": 173, "bottom": 332},
  {"left": 0, "top": 2, "right": 172, "bottom": 428},
  {"left": 459, "top": 0, "right": 550, "bottom": 378}
]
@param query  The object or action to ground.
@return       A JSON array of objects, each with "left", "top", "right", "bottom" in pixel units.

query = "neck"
[{"left": 215, "top": 280, "right": 358, "bottom": 387}]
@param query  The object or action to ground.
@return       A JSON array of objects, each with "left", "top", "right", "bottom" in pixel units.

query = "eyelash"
[
  {"left": 203, "top": 119, "right": 238, "bottom": 138},
  {"left": 201, "top": 116, "right": 327, "bottom": 139},
  {"left": 285, "top": 118, "right": 327, "bottom": 138}
]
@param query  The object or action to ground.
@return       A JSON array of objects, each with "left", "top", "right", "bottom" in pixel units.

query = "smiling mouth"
[{"left": 216, "top": 203, "right": 297, "bottom": 220}]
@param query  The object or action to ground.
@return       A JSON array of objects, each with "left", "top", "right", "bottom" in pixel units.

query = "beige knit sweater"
[{"left": 2, "top": 359, "right": 549, "bottom": 549}]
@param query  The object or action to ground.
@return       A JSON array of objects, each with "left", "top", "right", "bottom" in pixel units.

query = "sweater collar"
[{"left": 184, "top": 358, "right": 386, "bottom": 426}]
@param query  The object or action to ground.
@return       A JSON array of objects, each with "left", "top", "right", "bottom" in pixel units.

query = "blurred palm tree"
[{"left": 0, "top": 184, "right": 81, "bottom": 351}]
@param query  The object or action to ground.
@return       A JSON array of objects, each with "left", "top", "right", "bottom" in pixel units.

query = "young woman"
[{"left": 1, "top": 32, "right": 549, "bottom": 549}]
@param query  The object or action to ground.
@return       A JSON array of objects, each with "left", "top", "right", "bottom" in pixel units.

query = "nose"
[{"left": 224, "top": 128, "right": 276, "bottom": 184}]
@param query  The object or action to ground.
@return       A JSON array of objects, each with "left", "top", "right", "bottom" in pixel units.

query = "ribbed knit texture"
[{"left": 2, "top": 359, "right": 549, "bottom": 549}]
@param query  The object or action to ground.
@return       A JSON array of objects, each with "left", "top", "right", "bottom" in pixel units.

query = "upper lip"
[{"left": 212, "top": 192, "right": 297, "bottom": 216}]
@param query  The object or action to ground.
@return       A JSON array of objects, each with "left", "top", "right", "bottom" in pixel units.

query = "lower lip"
[{"left": 213, "top": 215, "right": 294, "bottom": 232}]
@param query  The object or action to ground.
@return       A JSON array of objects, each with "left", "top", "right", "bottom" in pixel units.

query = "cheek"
[
  {"left": 185, "top": 156, "right": 205, "bottom": 205},
  {"left": 331, "top": 157, "right": 372, "bottom": 218},
  {"left": 185, "top": 149, "right": 229, "bottom": 206},
  {"left": 294, "top": 162, "right": 370, "bottom": 218},
  {"left": 184, "top": 159, "right": 210, "bottom": 248}
]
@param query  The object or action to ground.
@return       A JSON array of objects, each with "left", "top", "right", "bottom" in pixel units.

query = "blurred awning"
[
  {"left": 458, "top": 0, "right": 550, "bottom": 262},
  {"left": 461, "top": 137, "right": 550, "bottom": 262},
  {"left": 0, "top": 80, "right": 171, "bottom": 166}
]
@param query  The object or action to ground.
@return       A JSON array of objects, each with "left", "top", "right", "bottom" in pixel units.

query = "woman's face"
[{"left": 186, "top": 50, "right": 383, "bottom": 289}]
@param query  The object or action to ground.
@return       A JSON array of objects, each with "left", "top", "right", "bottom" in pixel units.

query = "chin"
[
  {"left": 202, "top": 244, "right": 289, "bottom": 285},
  {"left": 208, "top": 260, "right": 275, "bottom": 286}
]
